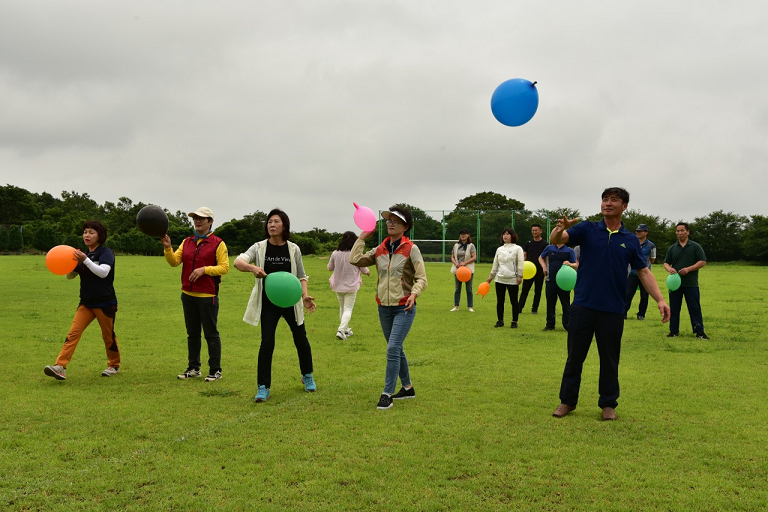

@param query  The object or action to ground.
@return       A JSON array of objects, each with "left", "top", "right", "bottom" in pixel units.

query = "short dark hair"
[
  {"left": 337, "top": 231, "right": 357, "bottom": 252},
  {"left": 82, "top": 220, "right": 107, "bottom": 244},
  {"left": 676, "top": 222, "right": 690, "bottom": 232},
  {"left": 458, "top": 229, "right": 472, "bottom": 244},
  {"left": 389, "top": 204, "right": 413, "bottom": 233},
  {"left": 602, "top": 187, "right": 630, "bottom": 204},
  {"left": 531, "top": 223, "right": 542, "bottom": 230},
  {"left": 500, "top": 227, "right": 518, "bottom": 244},
  {"left": 265, "top": 208, "right": 291, "bottom": 240}
]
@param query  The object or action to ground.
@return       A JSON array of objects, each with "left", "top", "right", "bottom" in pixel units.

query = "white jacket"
[
  {"left": 236, "top": 240, "right": 308, "bottom": 326},
  {"left": 489, "top": 243, "right": 524, "bottom": 285}
]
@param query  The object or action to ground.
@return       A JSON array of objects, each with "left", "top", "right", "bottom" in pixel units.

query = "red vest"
[{"left": 181, "top": 234, "right": 223, "bottom": 295}]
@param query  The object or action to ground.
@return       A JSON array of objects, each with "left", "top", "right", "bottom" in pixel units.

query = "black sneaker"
[
  {"left": 542, "top": 326, "right": 555, "bottom": 331},
  {"left": 666, "top": 332, "right": 679, "bottom": 338},
  {"left": 392, "top": 386, "right": 415, "bottom": 400},
  {"left": 531, "top": 311, "right": 538, "bottom": 315},
  {"left": 494, "top": 321, "right": 504, "bottom": 327},
  {"left": 376, "top": 394, "right": 393, "bottom": 409},
  {"left": 510, "top": 321, "right": 518, "bottom": 329},
  {"left": 637, "top": 315, "right": 645, "bottom": 321},
  {"left": 696, "top": 332, "right": 710, "bottom": 340}
]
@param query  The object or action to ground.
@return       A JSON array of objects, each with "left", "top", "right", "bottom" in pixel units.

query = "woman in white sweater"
[{"left": 486, "top": 227, "right": 524, "bottom": 328}]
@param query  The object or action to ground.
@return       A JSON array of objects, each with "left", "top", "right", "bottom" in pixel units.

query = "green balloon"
[
  {"left": 264, "top": 271, "right": 303, "bottom": 308},
  {"left": 555, "top": 265, "right": 577, "bottom": 291},
  {"left": 666, "top": 273, "right": 681, "bottom": 292}
]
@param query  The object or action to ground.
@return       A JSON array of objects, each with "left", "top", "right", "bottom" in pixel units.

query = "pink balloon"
[{"left": 353, "top": 203, "right": 377, "bottom": 231}]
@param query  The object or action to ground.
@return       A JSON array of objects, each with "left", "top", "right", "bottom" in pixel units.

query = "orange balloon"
[
  {"left": 45, "top": 245, "right": 78, "bottom": 275},
  {"left": 476, "top": 281, "right": 490, "bottom": 298},
  {"left": 456, "top": 266, "right": 472, "bottom": 283}
]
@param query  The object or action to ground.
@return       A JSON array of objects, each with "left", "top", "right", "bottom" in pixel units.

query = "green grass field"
[{"left": 2, "top": 255, "right": 766, "bottom": 510}]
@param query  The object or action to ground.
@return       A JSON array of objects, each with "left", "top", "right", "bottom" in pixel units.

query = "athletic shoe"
[
  {"left": 177, "top": 368, "right": 202, "bottom": 379},
  {"left": 637, "top": 314, "right": 645, "bottom": 320},
  {"left": 302, "top": 373, "right": 317, "bottom": 392},
  {"left": 204, "top": 371, "right": 222, "bottom": 382},
  {"left": 450, "top": 306, "right": 460, "bottom": 312},
  {"left": 101, "top": 366, "right": 119, "bottom": 377},
  {"left": 344, "top": 329, "right": 353, "bottom": 337},
  {"left": 468, "top": 308, "right": 475, "bottom": 313},
  {"left": 531, "top": 310, "right": 538, "bottom": 315},
  {"left": 666, "top": 332, "right": 679, "bottom": 338},
  {"left": 376, "top": 394, "right": 393, "bottom": 410},
  {"left": 254, "top": 385, "right": 270, "bottom": 402},
  {"left": 542, "top": 326, "right": 555, "bottom": 331},
  {"left": 336, "top": 330, "right": 347, "bottom": 340},
  {"left": 392, "top": 386, "right": 415, "bottom": 400},
  {"left": 510, "top": 321, "right": 518, "bottom": 329},
  {"left": 696, "top": 332, "right": 710, "bottom": 340},
  {"left": 44, "top": 365, "right": 66, "bottom": 380},
  {"left": 494, "top": 321, "right": 504, "bottom": 327}
]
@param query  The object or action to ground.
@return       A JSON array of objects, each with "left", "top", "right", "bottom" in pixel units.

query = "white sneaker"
[
  {"left": 468, "top": 308, "right": 475, "bottom": 313},
  {"left": 101, "top": 366, "right": 119, "bottom": 377},
  {"left": 204, "top": 370, "right": 222, "bottom": 381},
  {"left": 344, "top": 329, "right": 353, "bottom": 337},
  {"left": 336, "top": 330, "right": 347, "bottom": 340},
  {"left": 44, "top": 364, "right": 66, "bottom": 380},
  {"left": 177, "top": 368, "right": 202, "bottom": 379},
  {"left": 450, "top": 307, "right": 460, "bottom": 312}
]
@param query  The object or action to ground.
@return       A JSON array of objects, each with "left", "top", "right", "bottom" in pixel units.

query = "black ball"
[{"left": 136, "top": 205, "right": 169, "bottom": 238}]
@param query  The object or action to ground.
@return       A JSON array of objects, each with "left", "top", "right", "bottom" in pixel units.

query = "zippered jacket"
[{"left": 350, "top": 236, "right": 427, "bottom": 306}]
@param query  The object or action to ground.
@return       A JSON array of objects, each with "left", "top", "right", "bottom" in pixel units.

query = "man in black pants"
[
  {"left": 518, "top": 224, "right": 547, "bottom": 314},
  {"left": 550, "top": 188, "right": 670, "bottom": 421}
]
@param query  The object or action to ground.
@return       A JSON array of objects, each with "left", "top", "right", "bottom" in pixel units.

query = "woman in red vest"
[{"left": 162, "top": 207, "right": 229, "bottom": 382}]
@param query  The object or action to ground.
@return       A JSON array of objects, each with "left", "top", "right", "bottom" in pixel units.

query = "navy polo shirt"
[
  {"left": 567, "top": 220, "right": 646, "bottom": 314},
  {"left": 77, "top": 245, "right": 117, "bottom": 308}
]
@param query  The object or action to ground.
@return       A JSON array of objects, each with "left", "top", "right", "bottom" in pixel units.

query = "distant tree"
[
  {"left": 32, "top": 224, "right": 58, "bottom": 251},
  {"left": 691, "top": 210, "right": 748, "bottom": 262},
  {"left": 0, "top": 228, "right": 9, "bottom": 252},
  {"left": 7, "top": 226, "right": 23, "bottom": 252},
  {"left": 742, "top": 215, "right": 768, "bottom": 262},
  {"left": 0, "top": 185, "right": 40, "bottom": 223},
  {"left": 215, "top": 211, "right": 268, "bottom": 254},
  {"left": 455, "top": 191, "right": 525, "bottom": 212}
]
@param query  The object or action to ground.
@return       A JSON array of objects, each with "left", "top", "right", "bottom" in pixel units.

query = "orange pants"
[{"left": 56, "top": 305, "right": 121, "bottom": 368}]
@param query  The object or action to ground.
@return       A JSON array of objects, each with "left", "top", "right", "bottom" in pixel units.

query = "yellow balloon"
[{"left": 523, "top": 261, "right": 536, "bottom": 280}]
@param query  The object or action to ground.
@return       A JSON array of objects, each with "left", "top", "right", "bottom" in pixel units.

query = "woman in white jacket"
[{"left": 486, "top": 227, "right": 524, "bottom": 328}]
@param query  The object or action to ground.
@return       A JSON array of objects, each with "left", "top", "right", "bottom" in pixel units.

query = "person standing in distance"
[
  {"left": 538, "top": 242, "right": 578, "bottom": 332},
  {"left": 551, "top": 188, "right": 670, "bottom": 421},
  {"left": 624, "top": 224, "right": 656, "bottom": 320},
  {"left": 664, "top": 222, "right": 709, "bottom": 339},
  {"left": 449, "top": 229, "right": 477, "bottom": 312},
  {"left": 162, "top": 207, "right": 229, "bottom": 382},
  {"left": 518, "top": 224, "right": 547, "bottom": 314}
]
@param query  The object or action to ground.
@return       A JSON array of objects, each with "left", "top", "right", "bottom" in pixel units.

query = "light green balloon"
[
  {"left": 555, "top": 265, "right": 577, "bottom": 291},
  {"left": 265, "top": 271, "right": 303, "bottom": 308},
  {"left": 666, "top": 273, "right": 681, "bottom": 292}
]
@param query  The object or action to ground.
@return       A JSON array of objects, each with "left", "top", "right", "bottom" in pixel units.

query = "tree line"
[{"left": 1, "top": 185, "right": 766, "bottom": 262}]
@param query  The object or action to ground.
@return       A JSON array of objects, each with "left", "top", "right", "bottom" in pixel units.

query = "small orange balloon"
[
  {"left": 45, "top": 245, "right": 78, "bottom": 275},
  {"left": 476, "top": 281, "right": 490, "bottom": 298},
  {"left": 456, "top": 266, "right": 472, "bottom": 283}
]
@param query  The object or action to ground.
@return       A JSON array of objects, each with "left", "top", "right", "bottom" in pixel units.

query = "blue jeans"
[
  {"left": 669, "top": 287, "right": 705, "bottom": 334},
  {"left": 378, "top": 304, "right": 416, "bottom": 395},
  {"left": 454, "top": 275, "right": 474, "bottom": 307}
]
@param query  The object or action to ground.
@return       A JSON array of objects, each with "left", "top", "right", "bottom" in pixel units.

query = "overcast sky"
[{"left": 1, "top": 1, "right": 766, "bottom": 233}]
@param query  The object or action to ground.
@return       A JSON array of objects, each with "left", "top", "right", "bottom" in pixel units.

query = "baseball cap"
[
  {"left": 189, "top": 207, "right": 214, "bottom": 220},
  {"left": 635, "top": 223, "right": 649, "bottom": 231}
]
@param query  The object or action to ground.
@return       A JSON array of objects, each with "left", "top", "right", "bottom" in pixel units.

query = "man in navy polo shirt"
[
  {"left": 624, "top": 224, "right": 656, "bottom": 320},
  {"left": 550, "top": 187, "right": 670, "bottom": 421}
]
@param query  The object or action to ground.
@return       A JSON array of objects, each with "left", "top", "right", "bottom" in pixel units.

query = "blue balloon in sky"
[{"left": 491, "top": 78, "right": 539, "bottom": 127}]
